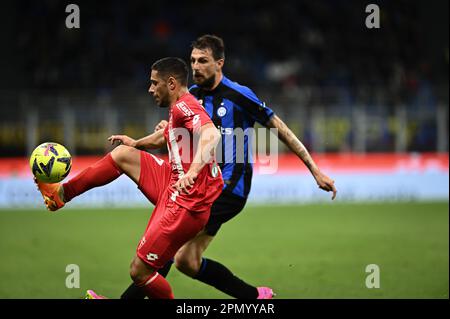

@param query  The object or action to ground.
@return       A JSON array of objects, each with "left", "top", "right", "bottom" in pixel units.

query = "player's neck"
[
  {"left": 208, "top": 73, "right": 223, "bottom": 91},
  {"left": 169, "top": 87, "right": 189, "bottom": 108}
]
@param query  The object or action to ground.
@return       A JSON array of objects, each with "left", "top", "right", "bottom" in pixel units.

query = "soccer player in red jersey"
[
  {"left": 34, "top": 57, "right": 224, "bottom": 299},
  {"left": 121, "top": 35, "right": 337, "bottom": 300}
]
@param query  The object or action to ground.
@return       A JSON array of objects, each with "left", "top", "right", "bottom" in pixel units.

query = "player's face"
[
  {"left": 148, "top": 70, "right": 170, "bottom": 108},
  {"left": 191, "top": 48, "right": 221, "bottom": 89}
]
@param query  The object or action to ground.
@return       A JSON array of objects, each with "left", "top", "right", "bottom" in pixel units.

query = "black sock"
[
  {"left": 194, "top": 258, "right": 258, "bottom": 299},
  {"left": 158, "top": 260, "right": 174, "bottom": 277},
  {"left": 120, "top": 282, "right": 146, "bottom": 299},
  {"left": 120, "top": 260, "right": 173, "bottom": 299}
]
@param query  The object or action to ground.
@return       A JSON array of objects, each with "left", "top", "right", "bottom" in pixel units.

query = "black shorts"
[{"left": 204, "top": 190, "right": 247, "bottom": 236}]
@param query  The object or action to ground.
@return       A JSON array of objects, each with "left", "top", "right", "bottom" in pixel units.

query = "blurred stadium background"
[{"left": 0, "top": 0, "right": 448, "bottom": 299}]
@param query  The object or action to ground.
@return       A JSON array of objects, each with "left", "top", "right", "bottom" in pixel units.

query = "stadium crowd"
[{"left": 1, "top": 0, "right": 447, "bottom": 156}]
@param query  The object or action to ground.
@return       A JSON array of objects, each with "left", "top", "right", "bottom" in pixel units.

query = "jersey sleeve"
[
  {"left": 236, "top": 88, "right": 274, "bottom": 125},
  {"left": 173, "top": 100, "right": 212, "bottom": 133}
]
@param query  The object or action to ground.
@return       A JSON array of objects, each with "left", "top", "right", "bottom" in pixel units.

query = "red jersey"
[{"left": 163, "top": 92, "right": 223, "bottom": 212}]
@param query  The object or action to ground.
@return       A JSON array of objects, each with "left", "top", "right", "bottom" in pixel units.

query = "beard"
[
  {"left": 156, "top": 94, "right": 171, "bottom": 108},
  {"left": 194, "top": 73, "right": 216, "bottom": 90}
]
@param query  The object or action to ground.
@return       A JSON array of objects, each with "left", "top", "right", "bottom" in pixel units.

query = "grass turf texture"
[{"left": 0, "top": 202, "right": 448, "bottom": 299}]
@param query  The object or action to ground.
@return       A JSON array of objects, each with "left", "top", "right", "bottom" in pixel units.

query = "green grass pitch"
[{"left": 0, "top": 202, "right": 448, "bottom": 299}]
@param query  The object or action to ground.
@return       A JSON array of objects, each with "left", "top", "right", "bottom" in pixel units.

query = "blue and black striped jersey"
[{"left": 189, "top": 75, "right": 274, "bottom": 199}]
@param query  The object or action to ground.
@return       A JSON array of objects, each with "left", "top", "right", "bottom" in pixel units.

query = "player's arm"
[
  {"left": 108, "top": 129, "right": 166, "bottom": 150},
  {"left": 266, "top": 114, "right": 337, "bottom": 200},
  {"left": 174, "top": 122, "right": 221, "bottom": 194},
  {"left": 154, "top": 120, "right": 168, "bottom": 132}
]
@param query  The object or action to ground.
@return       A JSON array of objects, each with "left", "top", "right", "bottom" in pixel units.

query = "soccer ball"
[{"left": 30, "top": 142, "right": 72, "bottom": 183}]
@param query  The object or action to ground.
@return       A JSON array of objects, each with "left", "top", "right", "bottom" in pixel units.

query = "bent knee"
[
  {"left": 112, "top": 144, "right": 135, "bottom": 160},
  {"left": 111, "top": 145, "right": 140, "bottom": 167},
  {"left": 129, "top": 257, "right": 154, "bottom": 284},
  {"left": 129, "top": 261, "right": 144, "bottom": 283},
  {"left": 174, "top": 251, "right": 202, "bottom": 277}
]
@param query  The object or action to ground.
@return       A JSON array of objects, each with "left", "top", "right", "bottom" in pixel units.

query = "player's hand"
[
  {"left": 314, "top": 172, "right": 337, "bottom": 200},
  {"left": 174, "top": 171, "right": 198, "bottom": 194},
  {"left": 154, "top": 120, "right": 168, "bottom": 132},
  {"left": 107, "top": 135, "right": 137, "bottom": 148}
]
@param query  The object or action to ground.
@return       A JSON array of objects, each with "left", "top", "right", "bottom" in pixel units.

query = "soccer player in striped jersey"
[
  {"left": 35, "top": 57, "right": 224, "bottom": 299},
  {"left": 120, "top": 35, "right": 337, "bottom": 299}
]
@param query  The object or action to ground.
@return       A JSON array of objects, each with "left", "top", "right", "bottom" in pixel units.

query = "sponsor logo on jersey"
[
  {"left": 176, "top": 101, "right": 194, "bottom": 117},
  {"left": 218, "top": 126, "right": 233, "bottom": 135}
]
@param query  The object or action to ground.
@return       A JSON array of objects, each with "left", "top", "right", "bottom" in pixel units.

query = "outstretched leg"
[
  {"left": 35, "top": 145, "right": 141, "bottom": 210},
  {"left": 65, "top": 144, "right": 141, "bottom": 201}
]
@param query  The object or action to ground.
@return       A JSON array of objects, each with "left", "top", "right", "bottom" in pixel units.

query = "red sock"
[
  {"left": 62, "top": 153, "right": 123, "bottom": 202},
  {"left": 137, "top": 272, "right": 174, "bottom": 299}
]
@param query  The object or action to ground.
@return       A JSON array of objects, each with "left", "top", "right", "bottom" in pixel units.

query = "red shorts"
[
  {"left": 136, "top": 151, "right": 210, "bottom": 269},
  {"left": 137, "top": 152, "right": 170, "bottom": 205}
]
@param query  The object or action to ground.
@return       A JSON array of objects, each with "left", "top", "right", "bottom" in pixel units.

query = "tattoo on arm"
[{"left": 268, "top": 115, "right": 319, "bottom": 175}]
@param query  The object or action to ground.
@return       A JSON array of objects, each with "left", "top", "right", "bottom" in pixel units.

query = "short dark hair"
[
  {"left": 151, "top": 57, "right": 188, "bottom": 86},
  {"left": 191, "top": 34, "right": 225, "bottom": 61}
]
